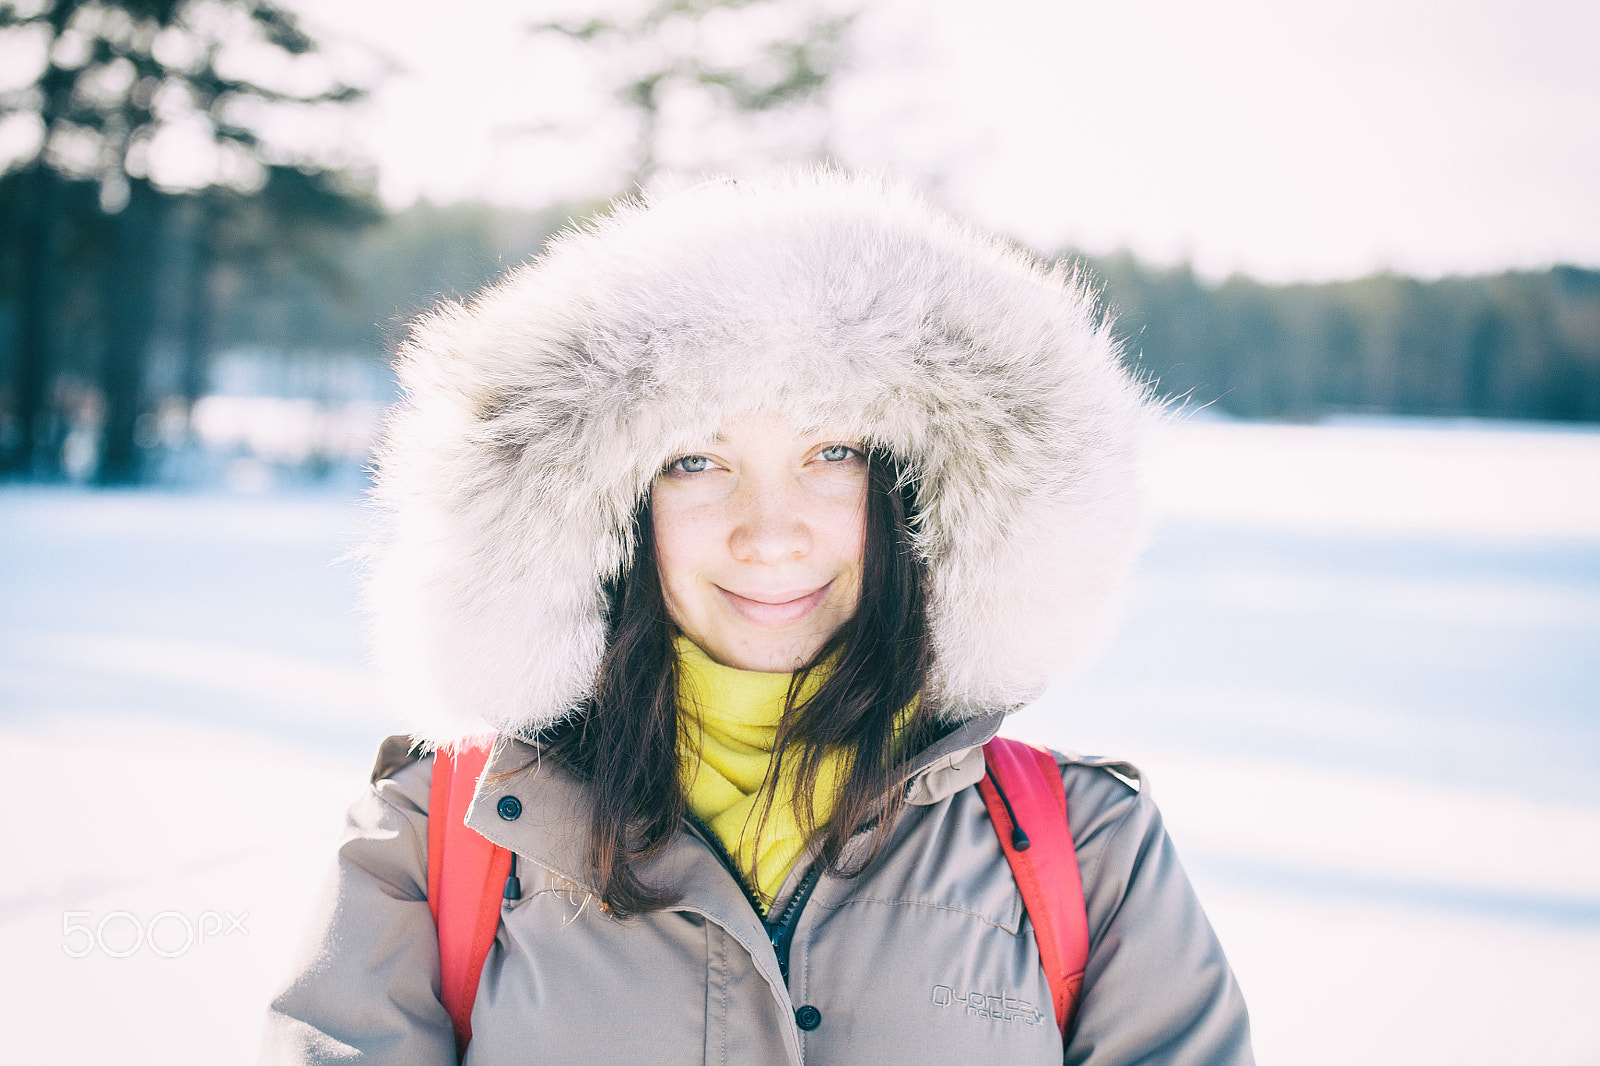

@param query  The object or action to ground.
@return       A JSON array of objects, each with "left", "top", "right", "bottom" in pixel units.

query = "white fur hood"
[{"left": 369, "top": 171, "right": 1152, "bottom": 745}]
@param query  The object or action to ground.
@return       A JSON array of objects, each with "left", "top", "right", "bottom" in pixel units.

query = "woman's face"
[{"left": 651, "top": 411, "right": 868, "bottom": 672}]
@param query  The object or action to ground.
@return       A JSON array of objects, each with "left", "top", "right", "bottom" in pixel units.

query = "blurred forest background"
[{"left": 2, "top": 0, "right": 1597, "bottom": 487}]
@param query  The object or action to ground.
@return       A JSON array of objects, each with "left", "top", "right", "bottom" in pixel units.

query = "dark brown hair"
[{"left": 540, "top": 452, "right": 937, "bottom": 917}]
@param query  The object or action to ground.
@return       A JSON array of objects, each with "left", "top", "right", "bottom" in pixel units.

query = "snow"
[{"left": 3, "top": 417, "right": 1598, "bottom": 1064}]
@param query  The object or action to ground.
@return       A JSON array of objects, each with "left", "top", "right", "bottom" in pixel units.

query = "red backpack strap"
[
  {"left": 978, "top": 737, "right": 1090, "bottom": 1040},
  {"left": 427, "top": 737, "right": 513, "bottom": 1058}
]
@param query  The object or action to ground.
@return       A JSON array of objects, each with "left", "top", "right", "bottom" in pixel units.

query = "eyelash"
[{"left": 665, "top": 445, "right": 860, "bottom": 474}]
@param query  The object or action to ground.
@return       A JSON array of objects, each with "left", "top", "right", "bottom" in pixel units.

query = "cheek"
[
  {"left": 651, "top": 533, "right": 690, "bottom": 623},
  {"left": 822, "top": 491, "right": 869, "bottom": 585},
  {"left": 650, "top": 496, "right": 715, "bottom": 621}
]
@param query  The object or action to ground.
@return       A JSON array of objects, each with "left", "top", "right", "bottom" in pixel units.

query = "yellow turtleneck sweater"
[{"left": 675, "top": 636, "right": 849, "bottom": 910}]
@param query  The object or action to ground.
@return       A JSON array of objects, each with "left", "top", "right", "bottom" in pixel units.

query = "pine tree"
[{"left": 0, "top": 0, "right": 367, "bottom": 482}]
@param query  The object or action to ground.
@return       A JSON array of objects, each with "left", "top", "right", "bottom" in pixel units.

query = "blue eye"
[
  {"left": 671, "top": 455, "right": 711, "bottom": 473},
  {"left": 819, "top": 445, "right": 856, "bottom": 462}
]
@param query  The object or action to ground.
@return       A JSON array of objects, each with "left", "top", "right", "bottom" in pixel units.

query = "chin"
[{"left": 726, "top": 634, "right": 830, "bottom": 674}]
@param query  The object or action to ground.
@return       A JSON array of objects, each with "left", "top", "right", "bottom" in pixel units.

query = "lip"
[{"left": 716, "top": 582, "right": 832, "bottom": 627}]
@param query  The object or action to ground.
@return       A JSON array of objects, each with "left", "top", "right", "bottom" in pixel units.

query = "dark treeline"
[
  {"left": 6, "top": 186, "right": 1599, "bottom": 486},
  {"left": 0, "top": 165, "right": 378, "bottom": 472},
  {"left": 1086, "top": 253, "right": 1600, "bottom": 422},
  {"left": 199, "top": 197, "right": 574, "bottom": 355},
  {"left": 0, "top": 187, "right": 577, "bottom": 479}
]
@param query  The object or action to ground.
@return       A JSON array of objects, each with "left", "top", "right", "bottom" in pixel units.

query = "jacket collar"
[
  {"left": 901, "top": 710, "right": 1003, "bottom": 804},
  {"left": 462, "top": 708, "right": 1008, "bottom": 898},
  {"left": 462, "top": 710, "right": 1005, "bottom": 1023}
]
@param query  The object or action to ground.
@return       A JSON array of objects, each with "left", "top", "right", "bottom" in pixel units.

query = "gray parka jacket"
[
  {"left": 263, "top": 172, "right": 1253, "bottom": 1063},
  {"left": 262, "top": 715, "right": 1252, "bottom": 1064}
]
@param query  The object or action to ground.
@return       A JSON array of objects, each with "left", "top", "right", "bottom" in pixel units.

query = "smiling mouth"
[{"left": 716, "top": 583, "right": 832, "bottom": 627}]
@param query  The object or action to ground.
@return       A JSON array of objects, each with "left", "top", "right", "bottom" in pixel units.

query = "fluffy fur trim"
[{"left": 369, "top": 171, "right": 1152, "bottom": 745}]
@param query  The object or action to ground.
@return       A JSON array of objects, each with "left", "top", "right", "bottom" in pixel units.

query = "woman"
[{"left": 263, "top": 172, "right": 1254, "bottom": 1064}]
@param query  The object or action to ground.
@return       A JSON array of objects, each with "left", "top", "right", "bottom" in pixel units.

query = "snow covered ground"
[{"left": 2, "top": 417, "right": 1597, "bottom": 1064}]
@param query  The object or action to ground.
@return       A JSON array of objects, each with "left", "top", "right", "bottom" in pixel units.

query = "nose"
[{"left": 727, "top": 472, "right": 812, "bottom": 565}]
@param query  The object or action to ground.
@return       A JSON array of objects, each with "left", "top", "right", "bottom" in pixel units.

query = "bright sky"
[{"left": 288, "top": 0, "right": 1600, "bottom": 281}]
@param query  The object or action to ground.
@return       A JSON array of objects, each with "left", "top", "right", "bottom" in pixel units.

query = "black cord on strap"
[
  {"left": 504, "top": 852, "right": 522, "bottom": 902},
  {"left": 987, "top": 768, "right": 1031, "bottom": 851}
]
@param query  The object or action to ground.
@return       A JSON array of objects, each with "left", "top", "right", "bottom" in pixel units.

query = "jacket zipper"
[
  {"left": 765, "top": 864, "right": 821, "bottom": 981},
  {"left": 684, "top": 812, "right": 822, "bottom": 981}
]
